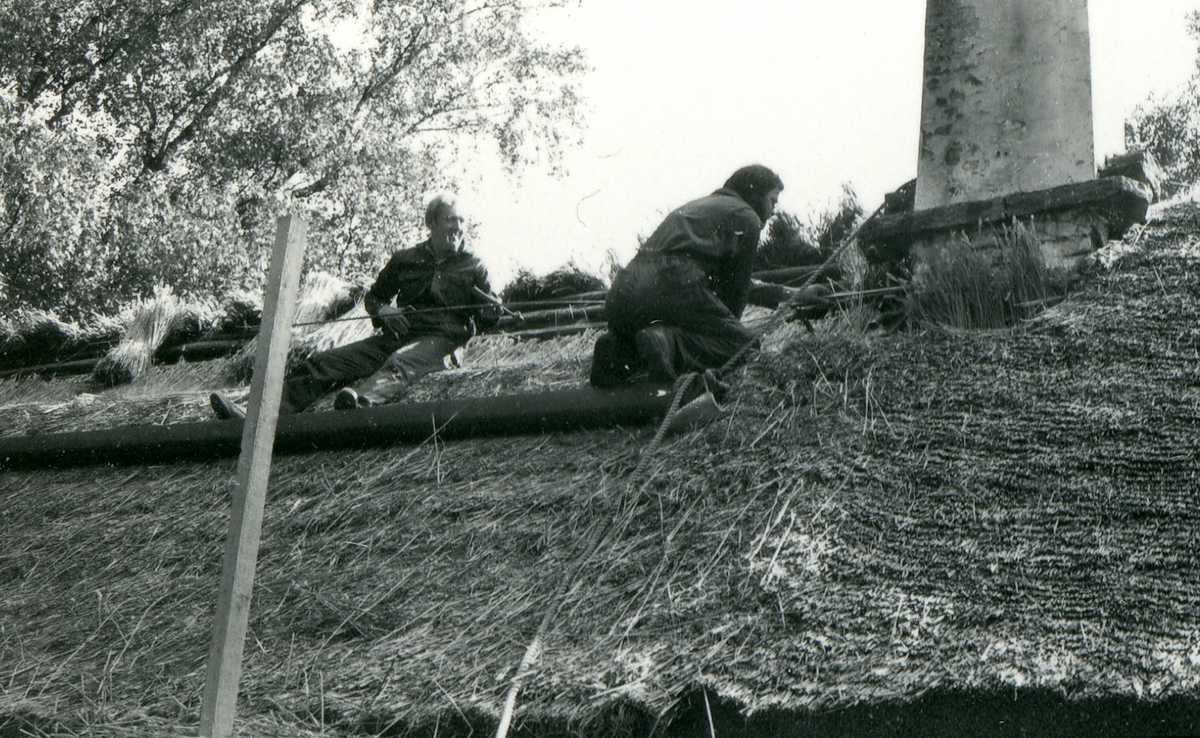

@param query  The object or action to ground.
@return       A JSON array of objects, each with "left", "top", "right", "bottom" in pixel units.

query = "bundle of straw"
[
  {"left": 907, "top": 222, "right": 1066, "bottom": 329},
  {"left": 10, "top": 309, "right": 83, "bottom": 357},
  {"left": 218, "top": 288, "right": 263, "bottom": 334},
  {"left": 92, "top": 286, "right": 216, "bottom": 387},
  {"left": 229, "top": 271, "right": 369, "bottom": 383}
]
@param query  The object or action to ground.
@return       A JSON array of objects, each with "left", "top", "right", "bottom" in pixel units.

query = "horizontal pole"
[
  {"left": 751, "top": 263, "right": 842, "bottom": 284},
  {"left": 495, "top": 305, "right": 605, "bottom": 331},
  {"left": 0, "top": 384, "right": 675, "bottom": 470},
  {"left": 490, "top": 290, "right": 607, "bottom": 312},
  {"left": 156, "top": 339, "right": 248, "bottom": 364},
  {"left": 0, "top": 358, "right": 100, "bottom": 381}
]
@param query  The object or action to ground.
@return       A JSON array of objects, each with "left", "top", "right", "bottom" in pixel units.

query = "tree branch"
[
  {"left": 141, "top": 0, "right": 308, "bottom": 173},
  {"left": 354, "top": 22, "right": 428, "bottom": 116},
  {"left": 45, "top": 0, "right": 200, "bottom": 125}
]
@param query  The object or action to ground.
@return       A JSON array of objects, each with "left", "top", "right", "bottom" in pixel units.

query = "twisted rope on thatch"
[
  {"left": 495, "top": 378, "right": 688, "bottom": 737},
  {"left": 496, "top": 370, "right": 706, "bottom": 737},
  {"left": 494, "top": 577, "right": 586, "bottom": 738},
  {"left": 629, "top": 373, "right": 699, "bottom": 480}
]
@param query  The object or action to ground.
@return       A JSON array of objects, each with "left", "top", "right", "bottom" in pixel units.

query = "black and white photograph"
[{"left": 3, "top": 0, "right": 1200, "bottom": 735}]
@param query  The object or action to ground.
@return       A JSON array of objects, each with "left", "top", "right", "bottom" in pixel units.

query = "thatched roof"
[{"left": 5, "top": 200, "right": 1200, "bottom": 736}]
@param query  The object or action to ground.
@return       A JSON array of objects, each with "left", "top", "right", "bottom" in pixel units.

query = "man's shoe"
[
  {"left": 634, "top": 326, "right": 676, "bottom": 383},
  {"left": 334, "top": 388, "right": 360, "bottom": 411},
  {"left": 590, "top": 332, "right": 635, "bottom": 388},
  {"left": 210, "top": 392, "right": 246, "bottom": 421}
]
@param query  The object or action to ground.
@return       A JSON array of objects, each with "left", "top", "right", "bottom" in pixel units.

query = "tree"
[
  {"left": 1125, "top": 10, "right": 1200, "bottom": 197},
  {"left": 0, "top": 0, "right": 586, "bottom": 319},
  {"left": 755, "top": 185, "right": 862, "bottom": 272}
]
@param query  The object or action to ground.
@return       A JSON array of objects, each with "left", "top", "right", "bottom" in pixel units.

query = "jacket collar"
[
  {"left": 712, "top": 187, "right": 749, "bottom": 204},
  {"left": 418, "top": 238, "right": 462, "bottom": 262}
]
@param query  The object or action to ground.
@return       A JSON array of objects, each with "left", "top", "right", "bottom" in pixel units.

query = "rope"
[
  {"left": 628, "top": 372, "right": 699, "bottom": 481},
  {"left": 494, "top": 576, "right": 586, "bottom": 738},
  {"left": 494, "top": 369, "right": 698, "bottom": 738}
]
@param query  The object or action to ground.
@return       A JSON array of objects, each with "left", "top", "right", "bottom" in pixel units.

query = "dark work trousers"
[
  {"left": 281, "top": 333, "right": 460, "bottom": 412},
  {"left": 603, "top": 255, "right": 756, "bottom": 377},
  {"left": 354, "top": 335, "right": 459, "bottom": 405}
]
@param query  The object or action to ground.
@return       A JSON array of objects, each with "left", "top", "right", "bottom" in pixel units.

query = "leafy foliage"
[
  {"left": 0, "top": 0, "right": 586, "bottom": 320},
  {"left": 1125, "top": 11, "right": 1200, "bottom": 196},
  {"left": 500, "top": 263, "right": 605, "bottom": 303},
  {"left": 755, "top": 185, "right": 863, "bottom": 271}
]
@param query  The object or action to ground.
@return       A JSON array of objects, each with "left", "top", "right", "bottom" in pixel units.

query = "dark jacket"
[
  {"left": 364, "top": 240, "right": 498, "bottom": 344},
  {"left": 632, "top": 187, "right": 762, "bottom": 317}
]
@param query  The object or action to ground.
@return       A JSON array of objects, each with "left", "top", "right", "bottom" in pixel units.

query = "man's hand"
[
  {"left": 471, "top": 285, "right": 508, "bottom": 329},
  {"left": 375, "top": 304, "right": 411, "bottom": 339},
  {"left": 785, "top": 284, "right": 833, "bottom": 320}
]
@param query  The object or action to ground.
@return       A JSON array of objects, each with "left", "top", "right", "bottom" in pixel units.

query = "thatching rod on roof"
[
  {"left": 0, "top": 385, "right": 675, "bottom": 469},
  {"left": 0, "top": 358, "right": 101, "bottom": 381}
]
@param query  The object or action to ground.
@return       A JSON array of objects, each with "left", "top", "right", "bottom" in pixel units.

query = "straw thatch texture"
[
  {"left": 228, "top": 271, "right": 370, "bottom": 383},
  {"left": 4, "top": 200, "right": 1200, "bottom": 735},
  {"left": 0, "top": 309, "right": 121, "bottom": 372},
  {"left": 91, "top": 287, "right": 221, "bottom": 387}
]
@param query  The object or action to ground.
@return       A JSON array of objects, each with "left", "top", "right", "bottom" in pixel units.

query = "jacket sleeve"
[
  {"left": 471, "top": 260, "right": 502, "bottom": 330},
  {"left": 364, "top": 252, "right": 405, "bottom": 328},
  {"left": 715, "top": 207, "right": 763, "bottom": 318}
]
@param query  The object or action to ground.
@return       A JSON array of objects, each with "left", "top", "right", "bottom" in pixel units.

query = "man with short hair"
[
  {"left": 211, "top": 193, "right": 499, "bottom": 419},
  {"left": 590, "top": 164, "right": 829, "bottom": 389}
]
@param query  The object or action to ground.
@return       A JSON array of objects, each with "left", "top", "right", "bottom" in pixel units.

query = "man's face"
[
  {"left": 760, "top": 187, "right": 782, "bottom": 221},
  {"left": 430, "top": 205, "right": 464, "bottom": 249}
]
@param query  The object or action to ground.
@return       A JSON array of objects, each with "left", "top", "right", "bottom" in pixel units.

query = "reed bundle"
[
  {"left": 907, "top": 222, "right": 1068, "bottom": 329},
  {"left": 91, "top": 287, "right": 220, "bottom": 387},
  {"left": 0, "top": 309, "right": 109, "bottom": 372}
]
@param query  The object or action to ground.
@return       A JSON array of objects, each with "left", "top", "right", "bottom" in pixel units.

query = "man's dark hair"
[
  {"left": 424, "top": 192, "right": 459, "bottom": 229},
  {"left": 724, "top": 165, "right": 784, "bottom": 220}
]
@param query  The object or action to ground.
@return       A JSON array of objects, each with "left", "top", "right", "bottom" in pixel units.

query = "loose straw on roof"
[
  {"left": 494, "top": 370, "right": 701, "bottom": 738},
  {"left": 492, "top": 215, "right": 875, "bottom": 735}
]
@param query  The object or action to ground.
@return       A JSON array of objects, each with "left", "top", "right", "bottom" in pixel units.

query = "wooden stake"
[{"left": 199, "top": 215, "right": 308, "bottom": 738}]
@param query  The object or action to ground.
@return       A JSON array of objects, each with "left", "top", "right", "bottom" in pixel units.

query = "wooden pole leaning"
[{"left": 199, "top": 215, "right": 308, "bottom": 738}]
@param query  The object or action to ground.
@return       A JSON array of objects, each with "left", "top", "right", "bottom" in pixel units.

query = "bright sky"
[{"left": 454, "top": 0, "right": 1200, "bottom": 287}]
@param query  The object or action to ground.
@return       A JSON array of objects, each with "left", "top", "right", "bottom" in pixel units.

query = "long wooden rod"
[{"left": 199, "top": 215, "right": 308, "bottom": 738}]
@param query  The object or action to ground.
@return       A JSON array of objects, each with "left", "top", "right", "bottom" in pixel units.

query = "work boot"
[
  {"left": 633, "top": 325, "right": 677, "bottom": 383},
  {"left": 589, "top": 332, "right": 636, "bottom": 388},
  {"left": 334, "top": 387, "right": 360, "bottom": 411},
  {"left": 210, "top": 392, "right": 246, "bottom": 421}
]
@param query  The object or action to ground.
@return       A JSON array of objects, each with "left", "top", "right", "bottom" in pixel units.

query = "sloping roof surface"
[{"left": 4, "top": 201, "right": 1200, "bottom": 736}]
